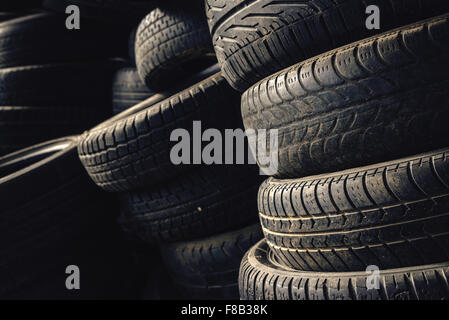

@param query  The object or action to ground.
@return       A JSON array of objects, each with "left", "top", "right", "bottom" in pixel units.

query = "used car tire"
[
  {"left": 242, "top": 15, "right": 449, "bottom": 178},
  {"left": 207, "top": 0, "right": 449, "bottom": 91},
  {"left": 0, "top": 12, "right": 129, "bottom": 68},
  {"left": 119, "top": 165, "right": 262, "bottom": 243},
  {"left": 259, "top": 148, "right": 449, "bottom": 272},
  {"left": 112, "top": 67, "right": 154, "bottom": 115},
  {"left": 0, "top": 137, "right": 135, "bottom": 299},
  {"left": 239, "top": 239, "right": 449, "bottom": 300},
  {"left": 135, "top": 5, "right": 216, "bottom": 91},
  {"left": 78, "top": 70, "right": 242, "bottom": 192},
  {"left": 160, "top": 223, "right": 263, "bottom": 300}
]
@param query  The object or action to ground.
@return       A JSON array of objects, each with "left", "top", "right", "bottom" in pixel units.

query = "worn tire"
[
  {"left": 0, "top": 137, "right": 135, "bottom": 299},
  {"left": 135, "top": 6, "right": 216, "bottom": 91},
  {"left": 259, "top": 148, "right": 449, "bottom": 272},
  {"left": 160, "top": 223, "right": 263, "bottom": 300},
  {"left": 119, "top": 164, "right": 262, "bottom": 243},
  {"left": 242, "top": 15, "right": 449, "bottom": 178},
  {"left": 78, "top": 70, "right": 242, "bottom": 192},
  {"left": 239, "top": 240, "right": 449, "bottom": 300},
  {"left": 112, "top": 67, "right": 154, "bottom": 115},
  {"left": 0, "top": 12, "right": 129, "bottom": 68},
  {"left": 207, "top": 0, "right": 449, "bottom": 91}
]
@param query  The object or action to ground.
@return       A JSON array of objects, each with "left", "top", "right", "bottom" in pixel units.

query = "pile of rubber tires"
[
  {"left": 207, "top": 0, "right": 449, "bottom": 300},
  {"left": 1, "top": 0, "right": 448, "bottom": 301}
]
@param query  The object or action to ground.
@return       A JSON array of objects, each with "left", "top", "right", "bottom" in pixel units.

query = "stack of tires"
[
  {"left": 204, "top": 0, "right": 449, "bottom": 300},
  {"left": 0, "top": 2, "right": 151, "bottom": 299},
  {"left": 77, "top": 2, "right": 264, "bottom": 300}
]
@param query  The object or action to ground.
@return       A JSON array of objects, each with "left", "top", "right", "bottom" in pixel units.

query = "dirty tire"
[
  {"left": 207, "top": 0, "right": 449, "bottom": 91},
  {"left": 119, "top": 165, "right": 262, "bottom": 243},
  {"left": 0, "top": 137, "right": 135, "bottom": 299},
  {"left": 0, "top": 12, "right": 129, "bottom": 68},
  {"left": 135, "top": 6, "right": 216, "bottom": 91},
  {"left": 258, "top": 148, "right": 449, "bottom": 272},
  {"left": 239, "top": 240, "right": 449, "bottom": 300},
  {"left": 112, "top": 67, "right": 154, "bottom": 115},
  {"left": 242, "top": 15, "right": 449, "bottom": 178},
  {"left": 161, "top": 223, "right": 263, "bottom": 300},
  {"left": 78, "top": 71, "right": 242, "bottom": 192}
]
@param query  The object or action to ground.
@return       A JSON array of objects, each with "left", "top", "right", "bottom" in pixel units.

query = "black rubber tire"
[
  {"left": 119, "top": 164, "right": 262, "bottom": 243},
  {"left": 78, "top": 70, "right": 242, "bottom": 192},
  {"left": 259, "top": 148, "right": 449, "bottom": 272},
  {"left": 0, "top": 61, "right": 123, "bottom": 107},
  {"left": 207, "top": 0, "right": 449, "bottom": 92},
  {"left": 0, "top": 106, "right": 110, "bottom": 156},
  {"left": 42, "top": 0, "right": 157, "bottom": 25},
  {"left": 0, "top": 137, "right": 135, "bottom": 299},
  {"left": 160, "top": 223, "right": 263, "bottom": 300},
  {"left": 0, "top": 12, "right": 129, "bottom": 68},
  {"left": 242, "top": 14, "right": 449, "bottom": 179},
  {"left": 239, "top": 240, "right": 449, "bottom": 300},
  {"left": 112, "top": 67, "right": 154, "bottom": 115},
  {"left": 135, "top": 5, "right": 216, "bottom": 91}
]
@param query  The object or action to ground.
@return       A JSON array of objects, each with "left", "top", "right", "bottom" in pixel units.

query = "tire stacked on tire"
[
  {"left": 204, "top": 1, "right": 449, "bottom": 300},
  {"left": 0, "top": 5, "right": 148, "bottom": 299},
  {"left": 0, "top": 10, "right": 130, "bottom": 156},
  {"left": 77, "top": 4, "right": 263, "bottom": 299}
]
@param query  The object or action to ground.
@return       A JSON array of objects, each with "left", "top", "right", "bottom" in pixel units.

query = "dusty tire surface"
[
  {"left": 258, "top": 148, "right": 449, "bottom": 272},
  {"left": 207, "top": 0, "right": 449, "bottom": 91},
  {"left": 242, "top": 15, "right": 449, "bottom": 178},
  {"left": 112, "top": 67, "right": 154, "bottom": 115},
  {"left": 119, "top": 165, "right": 262, "bottom": 243},
  {"left": 160, "top": 223, "right": 263, "bottom": 300},
  {"left": 239, "top": 240, "right": 449, "bottom": 300},
  {"left": 135, "top": 6, "right": 216, "bottom": 91},
  {"left": 78, "top": 71, "right": 242, "bottom": 192}
]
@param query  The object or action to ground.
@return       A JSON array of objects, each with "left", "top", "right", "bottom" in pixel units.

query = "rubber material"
[
  {"left": 0, "top": 137, "right": 135, "bottom": 299},
  {"left": 136, "top": 6, "right": 216, "bottom": 91},
  {"left": 239, "top": 240, "right": 449, "bottom": 300},
  {"left": 112, "top": 67, "right": 154, "bottom": 115},
  {"left": 207, "top": 0, "right": 449, "bottom": 91},
  {"left": 119, "top": 164, "right": 262, "bottom": 243},
  {"left": 161, "top": 224, "right": 263, "bottom": 300},
  {"left": 0, "top": 12, "right": 129, "bottom": 68},
  {"left": 259, "top": 148, "right": 449, "bottom": 272},
  {"left": 242, "top": 15, "right": 449, "bottom": 178},
  {"left": 78, "top": 70, "right": 242, "bottom": 192}
]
